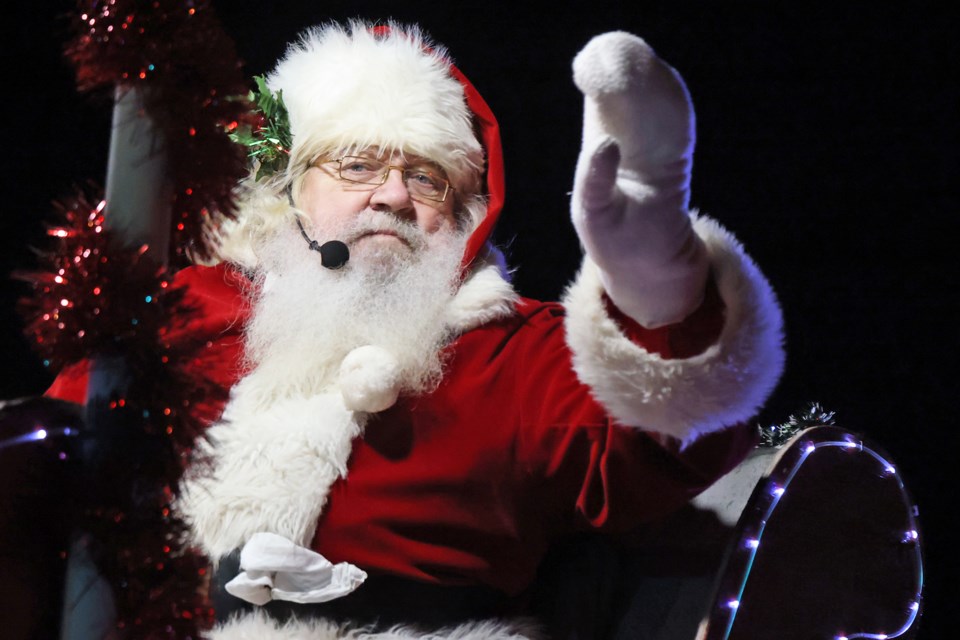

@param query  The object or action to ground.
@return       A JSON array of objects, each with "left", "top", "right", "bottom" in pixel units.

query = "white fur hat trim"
[{"left": 267, "top": 20, "right": 483, "bottom": 193}]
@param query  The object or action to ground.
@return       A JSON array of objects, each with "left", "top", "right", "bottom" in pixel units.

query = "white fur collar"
[{"left": 445, "top": 255, "right": 518, "bottom": 333}]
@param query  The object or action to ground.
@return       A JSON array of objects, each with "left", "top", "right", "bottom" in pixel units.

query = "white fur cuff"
[{"left": 563, "top": 214, "right": 784, "bottom": 445}]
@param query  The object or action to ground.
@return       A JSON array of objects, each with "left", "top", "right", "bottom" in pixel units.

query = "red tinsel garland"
[
  {"left": 19, "top": 192, "right": 173, "bottom": 370},
  {"left": 18, "top": 190, "right": 226, "bottom": 636},
  {"left": 65, "top": 0, "right": 252, "bottom": 266},
  {"left": 17, "top": 1, "right": 256, "bottom": 635}
]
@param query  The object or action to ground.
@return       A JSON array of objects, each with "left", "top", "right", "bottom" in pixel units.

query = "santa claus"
[{"left": 152, "top": 20, "right": 783, "bottom": 639}]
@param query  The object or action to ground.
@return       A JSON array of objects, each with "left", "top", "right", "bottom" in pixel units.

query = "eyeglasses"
[{"left": 327, "top": 155, "right": 454, "bottom": 203}]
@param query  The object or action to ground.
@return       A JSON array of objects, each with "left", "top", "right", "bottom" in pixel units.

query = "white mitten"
[{"left": 572, "top": 32, "right": 708, "bottom": 328}]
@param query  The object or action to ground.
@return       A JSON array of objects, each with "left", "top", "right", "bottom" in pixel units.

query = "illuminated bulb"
[
  {"left": 726, "top": 599, "right": 739, "bottom": 610},
  {"left": 804, "top": 443, "right": 815, "bottom": 453},
  {"left": 771, "top": 486, "right": 785, "bottom": 497},
  {"left": 36, "top": 429, "right": 48, "bottom": 440},
  {"left": 745, "top": 538, "right": 760, "bottom": 549}
]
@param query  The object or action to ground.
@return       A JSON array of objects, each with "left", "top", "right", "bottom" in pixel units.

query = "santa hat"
[{"left": 266, "top": 20, "right": 505, "bottom": 268}]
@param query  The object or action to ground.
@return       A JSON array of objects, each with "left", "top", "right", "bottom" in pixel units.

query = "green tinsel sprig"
[
  {"left": 229, "top": 75, "right": 292, "bottom": 181},
  {"left": 759, "top": 402, "right": 837, "bottom": 448}
]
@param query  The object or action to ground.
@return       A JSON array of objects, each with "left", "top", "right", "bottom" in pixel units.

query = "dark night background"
[{"left": 1, "top": 2, "right": 955, "bottom": 638}]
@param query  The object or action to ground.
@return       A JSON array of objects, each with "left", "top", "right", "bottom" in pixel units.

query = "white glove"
[
  {"left": 225, "top": 532, "right": 367, "bottom": 606},
  {"left": 572, "top": 32, "right": 708, "bottom": 328}
]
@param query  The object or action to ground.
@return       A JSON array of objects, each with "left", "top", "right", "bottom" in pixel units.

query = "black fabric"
[{"left": 211, "top": 551, "right": 518, "bottom": 631}]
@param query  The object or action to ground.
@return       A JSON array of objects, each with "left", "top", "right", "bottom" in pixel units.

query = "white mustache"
[{"left": 341, "top": 210, "right": 427, "bottom": 250}]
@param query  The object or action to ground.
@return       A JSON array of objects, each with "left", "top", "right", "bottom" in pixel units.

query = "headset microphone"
[{"left": 296, "top": 218, "right": 350, "bottom": 269}]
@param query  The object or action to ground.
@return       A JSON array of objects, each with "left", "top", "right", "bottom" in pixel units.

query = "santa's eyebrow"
[{"left": 353, "top": 147, "right": 444, "bottom": 170}]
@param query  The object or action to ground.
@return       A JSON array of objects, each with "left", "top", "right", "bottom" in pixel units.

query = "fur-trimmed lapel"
[{"left": 178, "top": 258, "right": 517, "bottom": 559}]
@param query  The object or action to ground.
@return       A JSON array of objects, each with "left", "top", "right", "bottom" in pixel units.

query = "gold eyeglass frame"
[{"left": 321, "top": 155, "right": 455, "bottom": 204}]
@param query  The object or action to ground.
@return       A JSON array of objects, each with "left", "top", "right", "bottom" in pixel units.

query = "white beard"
[{"left": 239, "top": 210, "right": 467, "bottom": 410}]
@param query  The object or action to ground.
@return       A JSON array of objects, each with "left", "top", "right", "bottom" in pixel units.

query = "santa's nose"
[{"left": 370, "top": 168, "right": 414, "bottom": 214}]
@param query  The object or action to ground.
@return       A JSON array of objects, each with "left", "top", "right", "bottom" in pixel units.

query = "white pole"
[
  {"left": 59, "top": 86, "right": 171, "bottom": 640},
  {"left": 102, "top": 86, "right": 172, "bottom": 258}
]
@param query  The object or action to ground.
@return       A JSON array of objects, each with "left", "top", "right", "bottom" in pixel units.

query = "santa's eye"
[
  {"left": 407, "top": 171, "right": 443, "bottom": 189},
  {"left": 339, "top": 156, "right": 384, "bottom": 182}
]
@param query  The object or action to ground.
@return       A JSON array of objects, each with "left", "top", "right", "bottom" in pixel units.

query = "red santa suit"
[
  {"left": 49, "top": 216, "right": 781, "bottom": 639},
  {"left": 48, "top": 21, "right": 784, "bottom": 640}
]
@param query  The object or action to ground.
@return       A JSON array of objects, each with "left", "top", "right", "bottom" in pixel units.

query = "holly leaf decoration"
[{"left": 229, "top": 75, "right": 292, "bottom": 180}]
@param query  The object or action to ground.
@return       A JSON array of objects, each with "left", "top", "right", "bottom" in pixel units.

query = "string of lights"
[{"left": 706, "top": 426, "right": 924, "bottom": 640}]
